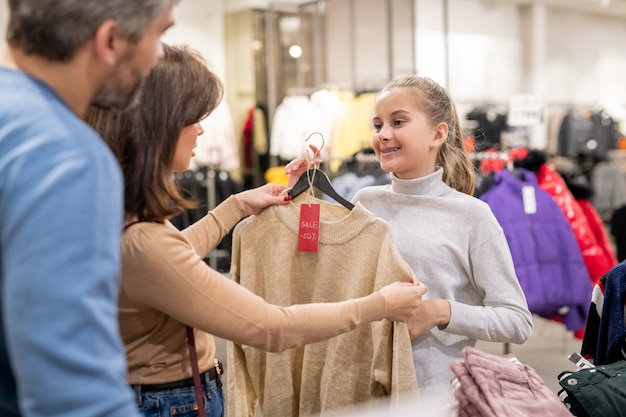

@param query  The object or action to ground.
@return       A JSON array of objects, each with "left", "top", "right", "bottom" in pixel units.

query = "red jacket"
[
  {"left": 577, "top": 198, "right": 618, "bottom": 267},
  {"left": 536, "top": 164, "right": 616, "bottom": 283}
]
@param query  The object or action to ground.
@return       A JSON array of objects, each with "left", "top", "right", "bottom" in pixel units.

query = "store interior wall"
[
  {"left": 414, "top": 1, "right": 626, "bottom": 121},
  {"left": 322, "top": 0, "right": 414, "bottom": 90},
  {"left": 2, "top": 1, "right": 626, "bottom": 132},
  {"left": 162, "top": 0, "right": 227, "bottom": 79}
]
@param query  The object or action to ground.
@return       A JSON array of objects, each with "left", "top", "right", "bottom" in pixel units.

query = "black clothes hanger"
[
  {"left": 288, "top": 168, "right": 355, "bottom": 210},
  {"left": 286, "top": 131, "right": 355, "bottom": 210}
]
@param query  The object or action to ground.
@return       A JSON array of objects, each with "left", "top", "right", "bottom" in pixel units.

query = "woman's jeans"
[{"left": 133, "top": 378, "right": 224, "bottom": 417}]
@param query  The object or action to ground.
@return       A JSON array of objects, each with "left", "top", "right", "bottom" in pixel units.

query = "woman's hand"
[
  {"left": 284, "top": 144, "right": 322, "bottom": 188},
  {"left": 378, "top": 281, "right": 427, "bottom": 323},
  {"left": 234, "top": 183, "right": 290, "bottom": 216}
]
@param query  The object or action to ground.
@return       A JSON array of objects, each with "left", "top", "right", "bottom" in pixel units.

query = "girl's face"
[
  {"left": 371, "top": 88, "right": 447, "bottom": 180},
  {"left": 172, "top": 121, "right": 203, "bottom": 172}
]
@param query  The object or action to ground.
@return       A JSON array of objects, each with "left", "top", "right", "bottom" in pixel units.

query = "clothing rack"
[
  {"left": 171, "top": 162, "right": 241, "bottom": 273},
  {"left": 469, "top": 151, "right": 510, "bottom": 161},
  {"left": 203, "top": 162, "right": 230, "bottom": 270},
  {"left": 285, "top": 86, "right": 319, "bottom": 97}
]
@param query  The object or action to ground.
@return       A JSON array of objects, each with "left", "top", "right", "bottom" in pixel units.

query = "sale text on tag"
[{"left": 298, "top": 204, "right": 320, "bottom": 252}]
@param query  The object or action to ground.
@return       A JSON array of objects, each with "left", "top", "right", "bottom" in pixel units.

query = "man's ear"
[{"left": 92, "top": 20, "right": 121, "bottom": 66}]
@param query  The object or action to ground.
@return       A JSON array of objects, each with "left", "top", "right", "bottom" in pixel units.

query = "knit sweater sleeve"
[
  {"left": 181, "top": 195, "right": 246, "bottom": 257},
  {"left": 446, "top": 210, "right": 533, "bottom": 343},
  {"left": 121, "top": 221, "right": 386, "bottom": 352}
]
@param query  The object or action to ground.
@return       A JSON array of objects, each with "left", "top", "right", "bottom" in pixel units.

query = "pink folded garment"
[
  {"left": 450, "top": 346, "right": 571, "bottom": 417},
  {"left": 450, "top": 360, "right": 492, "bottom": 417}
]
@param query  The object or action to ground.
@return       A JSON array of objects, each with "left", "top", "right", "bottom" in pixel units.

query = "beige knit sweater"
[
  {"left": 227, "top": 193, "right": 418, "bottom": 417},
  {"left": 119, "top": 196, "right": 386, "bottom": 385}
]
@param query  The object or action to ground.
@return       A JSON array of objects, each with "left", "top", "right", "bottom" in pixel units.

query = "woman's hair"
[
  {"left": 383, "top": 76, "right": 475, "bottom": 195},
  {"left": 85, "top": 43, "right": 223, "bottom": 222},
  {"left": 7, "top": 0, "right": 178, "bottom": 62}
]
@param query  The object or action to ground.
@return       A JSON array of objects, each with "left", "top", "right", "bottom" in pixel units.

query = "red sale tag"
[{"left": 298, "top": 203, "right": 320, "bottom": 252}]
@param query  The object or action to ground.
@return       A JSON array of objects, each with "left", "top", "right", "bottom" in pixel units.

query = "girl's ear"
[{"left": 432, "top": 122, "right": 449, "bottom": 148}]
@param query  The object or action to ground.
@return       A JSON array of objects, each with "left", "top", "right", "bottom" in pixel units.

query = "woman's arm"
[
  {"left": 122, "top": 222, "right": 425, "bottom": 352},
  {"left": 182, "top": 184, "right": 289, "bottom": 256},
  {"left": 181, "top": 195, "right": 245, "bottom": 256}
]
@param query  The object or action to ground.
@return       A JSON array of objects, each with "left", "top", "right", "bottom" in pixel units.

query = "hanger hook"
[
  {"left": 304, "top": 132, "right": 325, "bottom": 162},
  {"left": 302, "top": 132, "right": 325, "bottom": 186}
]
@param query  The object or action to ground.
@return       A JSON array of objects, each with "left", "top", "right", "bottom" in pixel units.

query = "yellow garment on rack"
[
  {"left": 264, "top": 166, "right": 289, "bottom": 186},
  {"left": 252, "top": 107, "right": 268, "bottom": 156},
  {"left": 330, "top": 92, "right": 378, "bottom": 172}
]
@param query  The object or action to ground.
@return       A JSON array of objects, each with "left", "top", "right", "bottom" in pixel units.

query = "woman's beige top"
[{"left": 119, "top": 196, "right": 386, "bottom": 384}]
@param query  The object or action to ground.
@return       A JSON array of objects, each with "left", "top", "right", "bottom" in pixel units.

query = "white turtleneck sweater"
[{"left": 352, "top": 168, "right": 533, "bottom": 398}]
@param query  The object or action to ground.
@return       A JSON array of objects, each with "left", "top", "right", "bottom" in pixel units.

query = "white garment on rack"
[
  {"left": 269, "top": 95, "right": 317, "bottom": 161},
  {"left": 189, "top": 100, "right": 240, "bottom": 172},
  {"left": 309, "top": 89, "right": 346, "bottom": 161}
]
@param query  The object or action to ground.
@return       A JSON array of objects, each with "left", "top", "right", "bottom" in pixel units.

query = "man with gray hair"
[{"left": 0, "top": 1, "right": 177, "bottom": 416}]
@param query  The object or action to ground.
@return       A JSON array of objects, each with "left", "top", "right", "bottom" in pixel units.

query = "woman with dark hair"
[{"left": 85, "top": 43, "right": 426, "bottom": 417}]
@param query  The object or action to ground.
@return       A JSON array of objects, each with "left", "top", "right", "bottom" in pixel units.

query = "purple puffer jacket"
[{"left": 480, "top": 168, "right": 592, "bottom": 330}]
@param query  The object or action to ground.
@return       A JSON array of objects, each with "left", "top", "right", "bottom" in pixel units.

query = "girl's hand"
[{"left": 405, "top": 298, "right": 451, "bottom": 339}]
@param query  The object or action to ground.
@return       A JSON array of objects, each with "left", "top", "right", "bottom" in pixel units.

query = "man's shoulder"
[
  {"left": 0, "top": 73, "right": 104, "bottom": 160},
  {"left": 0, "top": 67, "right": 55, "bottom": 108},
  {"left": 0, "top": 72, "right": 119, "bottom": 198},
  {"left": 1, "top": 67, "right": 82, "bottom": 123}
]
